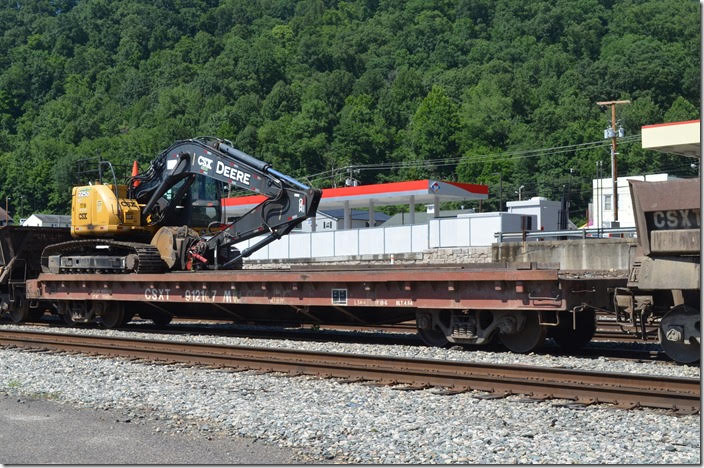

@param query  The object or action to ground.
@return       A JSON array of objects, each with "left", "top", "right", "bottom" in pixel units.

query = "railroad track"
[
  {"left": 2, "top": 319, "right": 669, "bottom": 362},
  {"left": 306, "top": 318, "right": 658, "bottom": 344},
  {"left": 0, "top": 329, "right": 698, "bottom": 413}
]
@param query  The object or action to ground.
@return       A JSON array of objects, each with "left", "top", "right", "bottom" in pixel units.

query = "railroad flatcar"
[{"left": 1, "top": 178, "right": 699, "bottom": 363}]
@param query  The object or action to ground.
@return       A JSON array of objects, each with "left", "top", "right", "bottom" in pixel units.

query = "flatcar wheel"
[
  {"left": 418, "top": 328, "right": 450, "bottom": 348},
  {"left": 552, "top": 309, "right": 596, "bottom": 352},
  {"left": 151, "top": 312, "right": 172, "bottom": 327},
  {"left": 27, "top": 308, "right": 45, "bottom": 322},
  {"left": 499, "top": 313, "right": 547, "bottom": 353},
  {"left": 99, "top": 302, "right": 125, "bottom": 329},
  {"left": 121, "top": 312, "right": 134, "bottom": 326},
  {"left": 8, "top": 299, "right": 30, "bottom": 324},
  {"left": 56, "top": 302, "right": 75, "bottom": 326},
  {"left": 659, "top": 305, "right": 700, "bottom": 364}
]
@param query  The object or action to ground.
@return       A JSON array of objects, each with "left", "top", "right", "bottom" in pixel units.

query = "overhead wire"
[
  {"left": 299, "top": 133, "right": 696, "bottom": 220},
  {"left": 303, "top": 135, "right": 643, "bottom": 185}
]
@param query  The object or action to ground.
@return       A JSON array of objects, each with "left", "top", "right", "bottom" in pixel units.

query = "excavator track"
[{"left": 41, "top": 239, "right": 165, "bottom": 274}]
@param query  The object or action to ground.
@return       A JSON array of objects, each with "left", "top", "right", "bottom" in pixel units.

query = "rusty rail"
[
  {"left": 0, "top": 320, "right": 669, "bottom": 361},
  {"left": 0, "top": 329, "right": 698, "bottom": 413}
]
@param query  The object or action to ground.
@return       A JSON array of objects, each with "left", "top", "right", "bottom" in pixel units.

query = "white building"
[
  {"left": 506, "top": 197, "right": 562, "bottom": 231},
  {"left": 590, "top": 173, "right": 674, "bottom": 228},
  {"left": 21, "top": 214, "right": 71, "bottom": 228},
  {"left": 299, "top": 209, "right": 390, "bottom": 232},
  {"left": 381, "top": 208, "right": 475, "bottom": 227}
]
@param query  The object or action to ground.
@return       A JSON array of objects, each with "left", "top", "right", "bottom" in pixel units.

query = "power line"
[{"left": 303, "top": 135, "right": 642, "bottom": 184}]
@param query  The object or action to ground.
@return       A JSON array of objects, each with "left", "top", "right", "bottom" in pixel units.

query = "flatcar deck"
[{"left": 26, "top": 264, "right": 625, "bottom": 312}]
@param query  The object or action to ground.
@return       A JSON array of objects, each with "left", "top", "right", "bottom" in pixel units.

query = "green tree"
[
  {"left": 330, "top": 94, "right": 389, "bottom": 181},
  {"left": 406, "top": 85, "right": 459, "bottom": 179},
  {"left": 0, "top": 0, "right": 697, "bottom": 218}
]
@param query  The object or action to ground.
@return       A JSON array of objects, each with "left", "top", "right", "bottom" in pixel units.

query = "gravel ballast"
[
  {"left": 0, "top": 323, "right": 698, "bottom": 379},
  {"left": 0, "top": 324, "right": 700, "bottom": 463}
]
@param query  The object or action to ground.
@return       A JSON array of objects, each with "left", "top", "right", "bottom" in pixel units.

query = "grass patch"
[
  {"left": 28, "top": 391, "right": 62, "bottom": 400},
  {"left": 6, "top": 379, "right": 21, "bottom": 389}
]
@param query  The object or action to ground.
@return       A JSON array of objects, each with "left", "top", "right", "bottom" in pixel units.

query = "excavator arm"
[{"left": 129, "top": 137, "right": 322, "bottom": 270}]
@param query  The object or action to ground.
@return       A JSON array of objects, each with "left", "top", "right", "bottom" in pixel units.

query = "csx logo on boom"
[{"left": 197, "top": 155, "right": 213, "bottom": 171}]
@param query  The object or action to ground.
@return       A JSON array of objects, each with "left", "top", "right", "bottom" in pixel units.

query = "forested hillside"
[{"left": 0, "top": 0, "right": 699, "bottom": 220}]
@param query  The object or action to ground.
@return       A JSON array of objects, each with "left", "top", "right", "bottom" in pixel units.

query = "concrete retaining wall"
[
  {"left": 243, "top": 247, "right": 493, "bottom": 269},
  {"left": 492, "top": 238, "right": 637, "bottom": 271}
]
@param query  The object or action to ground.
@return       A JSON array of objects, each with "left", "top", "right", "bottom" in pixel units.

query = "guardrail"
[{"left": 495, "top": 227, "right": 637, "bottom": 242}]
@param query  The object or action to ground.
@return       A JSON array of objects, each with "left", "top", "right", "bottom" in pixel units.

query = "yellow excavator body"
[{"left": 70, "top": 184, "right": 151, "bottom": 238}]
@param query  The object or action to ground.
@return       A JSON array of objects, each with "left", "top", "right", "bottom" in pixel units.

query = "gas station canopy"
[
  {"left": 222, "top": 179, "right": 489, "bottom": 216},
  {"left": 641, "top": 120, "right": 700, "bottom": 158}
]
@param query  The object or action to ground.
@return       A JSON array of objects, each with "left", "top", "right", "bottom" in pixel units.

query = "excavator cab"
[{"left": 159, "top": 175, "right": 224, "bottom": 233}]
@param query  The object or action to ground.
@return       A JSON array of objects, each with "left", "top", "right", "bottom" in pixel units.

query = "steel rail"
[
  {"left": 0, "top": 329, "right": 698, "bottom": 413},
  {"left": 15, "top": 317, "right": 654, "bottom": 342},
  {"left": 0, "top": 320, "right": 669, "bottom": 362}
]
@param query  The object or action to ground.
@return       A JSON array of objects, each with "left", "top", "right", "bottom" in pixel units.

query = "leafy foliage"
[{"left": 0, "top": 0, "right": 698, "bottom": 220}]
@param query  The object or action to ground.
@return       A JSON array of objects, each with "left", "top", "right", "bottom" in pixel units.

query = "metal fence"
[{"left": 494, "top": 227, "right": 637, "bottom": 242}]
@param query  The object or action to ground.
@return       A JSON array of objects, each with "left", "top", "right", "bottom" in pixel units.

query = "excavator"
[{"left": 40, "top": 136, "right": 322, "bottom": 274}]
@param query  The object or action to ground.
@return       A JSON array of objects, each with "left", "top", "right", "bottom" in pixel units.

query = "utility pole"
[
  {"left": 594, "top": 162, "right": 598, "bottom": 229},
  {"left": 595, "top": 161, "right": 602, "bottom": 231},
  {"left": 560, "top": 167, "right": 574, "bottom": 230},
  {"left": 596, "top": 99, "right": 630, "bottom": 225},
  {"left": 493, "top": 171, "right": 503, "bottom": 211},
  {"left": 4, "top": 196, "right": 9, "bottom": 225},
  {"left": 567, "top": 168, "right": 573, "bottom": 225}
]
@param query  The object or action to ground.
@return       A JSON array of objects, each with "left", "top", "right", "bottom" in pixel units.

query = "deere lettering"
[{"left": 216, "top": 160, "right": 251, "bottom": 185}]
